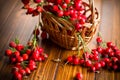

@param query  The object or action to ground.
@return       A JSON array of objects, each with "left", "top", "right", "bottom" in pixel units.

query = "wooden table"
[{"left": 0, "top": 0, "right": 120, "bottom": 80}]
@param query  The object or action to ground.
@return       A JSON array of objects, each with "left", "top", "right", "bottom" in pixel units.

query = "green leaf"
[
  {"left": 37, "top": 2, "right": 44, "bottom": 6},
  {"left": 9, "top": 47, "right": 16, "bottom": 52},
  {"left": 15, "top": 38, "right": 19, "bottom": 44},
  {"left": 20, "top": 46, "right": 29, "bottom": 54}
]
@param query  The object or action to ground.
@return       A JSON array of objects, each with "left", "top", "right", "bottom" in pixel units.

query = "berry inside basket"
[{"left": 22, "top": 0, "right": 100, "bottom": 50}]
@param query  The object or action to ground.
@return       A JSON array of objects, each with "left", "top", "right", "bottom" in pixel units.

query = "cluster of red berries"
[
  {"left": 66, "top": 36, "right": 120, "bottom": 73},
  {"left": 21, "top": 0, "right": 43, "bottom": 16},
  {"left": 44, "top": 0, "right": 86, "bottom": 31},
  {"left": 5, "top": 38, "right": 48, "bottom": 80},
  {"left": 21, "top": 0, "right": 87, "bottom": 32}
]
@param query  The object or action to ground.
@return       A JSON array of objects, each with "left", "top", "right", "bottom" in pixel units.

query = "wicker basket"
[{"left": 40, "top": 0, "right": 100, "bottom": 50}]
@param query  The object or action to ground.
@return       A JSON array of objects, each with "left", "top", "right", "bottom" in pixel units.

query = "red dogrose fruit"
[
  {"left": 9, "top": 41, "right": 16, "bottom": 48},
  {"left": 76, "top": 72, "right": 83, "bottom": 80},
  {"left": 22, "top": 0, "right": 30, "bottom": 5},
  {"left": 96, "top": 37, "right": 102, "bottom": 43},
  {"left": 5, "top": 49, "right": 12, "bottom": 56},
  {"left": 34, "top": 0, "right": 41, "bottom": 3}
]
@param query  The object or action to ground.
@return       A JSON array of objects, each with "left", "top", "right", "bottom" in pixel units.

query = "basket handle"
[{"left": 89, "top": 0, "right": 95, "bottom": 24}]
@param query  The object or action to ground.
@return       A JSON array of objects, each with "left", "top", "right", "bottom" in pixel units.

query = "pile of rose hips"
[
  {"left": 5, "top": 28, "right": 48, "bottom": 80},
  {"left": 67, "top": 36, "right": 120, "bottom": 79},
  {"left": 21, "top": 0, "right": 87, "bottom": 32}
]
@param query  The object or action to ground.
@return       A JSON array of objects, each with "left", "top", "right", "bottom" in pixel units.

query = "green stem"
[
  {"left": 78, "top": 34, "right": 86, "bottom": 52},
  {"left": 21, "top": 62, "right": 27, "bottom": 69}
]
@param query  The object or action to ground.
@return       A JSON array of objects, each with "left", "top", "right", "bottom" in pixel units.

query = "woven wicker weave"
[{"left": 40, "top": 0, "right": 100, "bottom": 50}]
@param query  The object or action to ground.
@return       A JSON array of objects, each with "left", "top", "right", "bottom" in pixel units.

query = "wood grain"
[{"left": 0, "top": 0, "right": 120, "bottom": 80}]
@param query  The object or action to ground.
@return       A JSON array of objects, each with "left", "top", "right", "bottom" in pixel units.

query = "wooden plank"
[
  {"left": 0, "top": 0, "right": 120, "bottom": 80},
  {"left": 0, "top": 0, "right": 18, "bottom": 27},
  {"left": 95, "top": 0, "right": 120, "bottom": 80},
  {"left": 0, "top": 0, "right": 38, "bottom": 79},
  {"left": 112, "top": 0, "right": 120, "bottom": 80}
]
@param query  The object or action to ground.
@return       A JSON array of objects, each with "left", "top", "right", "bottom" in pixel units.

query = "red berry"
[
  {"left": 94, "top": 62, "right": 101, "bottom": 70},
  {"left": 14, "top": 51, "right": 20, "bottom": 57},
  {"left": 26, "top": 49, "right": 32, "bottom": 55},
  {"left": 5, "top": 49, "right": 12, "bottom": 56},
  {"left": 28, "top": 64, "right": 36, "bottom": 71},
  {"left": 96, "top": 37, "right": 102, "bottom": 43},
  {"left": 79, "top": 59, "right": 84, "bottom": 65},
  {"left": 25, "top": 67, "right": 31, "bottom": 74},
  {"left": 92, "top": 50, "right": 99, "bottom": 55},
  {"left": 79, "top": 18, "right": 85, "bottom": 24},
  {"left": 22, "top": 54, "right": 29, "bottom": 60},
  {"left": 112, "top": 57, "right": 118, "bottom": 63},
  {"left": 19, "top": 69, "right": 26, "bottom": 75},
  {"left": 112, "top": 64, "right": 118, "bottom": 70},
  {"left": 41, "top": 31, "right": 47, "bottom": 39},
  {"left": 89, "top": 54, "right": 93, "bottom": 60},
  {"left": 64, "top": 11, "right": 70, "bottom": 16},
  {"left": 83, "top": 52, "right": 89, "bottom": 59},
  {"left": 55, "top": 0, "right": 62, "bottom": 4},
  {"left": 62, "top": 3, "right": 67, "bottom": 9},
  {"left": 85, "top": 60, "right": 92, "bottom": 67},
  {"left": 46, "top": 0, "right": 55, "bottom": 3},
  {"left": 15, "top": 63, "right": 22, "bottom": 69},
  {"left": 17, "top": 56, "right": 23, "bottom": 62},
  {"left": 99, "top": 61, "right": 106, "bottom": 67},
  {"left": 9, "top": 41, "right": 16, "bottom": 48},
  {"left": 70, "top": 11, "right": 77, "bottom": 18},
  {"left": 16, "top": 44, "right": 24, "bottom": 51},
  {"left": 53, "top": 5, "right": 59, "bottom": 11},
  {"left": 64, "top": 0, "right": 71, "bottom": 4},
  {"left": 26, "top": 8, "right": 34, "bottom": 14},
  {"left": 74, "top": 0, "right": 82, "bottom": 10},
  {"left": 32, "top": 50, "right": 40, "bottom": 61},
  {"left": 57, "top": 10, "right": 64, "bottom": 17},
  {"left": 34, "top": 0, "right": 41, "bottom": 3},
  {"left": 97, "top": 47, "right": 103, "bottom": 53},
  {"left": 29, "top": 60, "right": 36, "bottom": 65},
  {"left": 76, "top": 72, "right": 83, "bottom": 80},
  {"left": 108, "top": 62, "right": 112, "bottom": 67},
  {"left": 38, "top": 47, "right": 43, "bottom": 53},
  {"left": 23, "top": 4, "right": 30, "bottom": 9},
  {"left": 67, "top": 56, "right": 73, "bottom": 63},
  {"left": 70, "top": 17, "right": 76, "bottom": 21},
  {"left": 22, "top": 0, "right": 30, "bottom": 5},
  {"left": 108, "top": 52, "right": 114, "bottom": 57},
  {"left": 105, "top": 48, "right": 112, "bottom": 54},
  {"left": 33, "top": 28, "right": 40, "bottom": 36},
  {"left": 115, "top": 50, "right": 120, "bottom": 57},
  {"left": 90, "top": 66, "right": 96, "bottom": 72},
  {"left": 73, "top": 57, "right": 79, "bottom": 65},
  {"left": 75, "top": 23, "right": 82, "bottom": 31},
  {"left": 10, "top": 57, "right": 16, "bottom": 63},
  {"left": 14, "top": 71, "right": 22, "bottom": 80},
  {"left": 38, "top": 56, "right": 42, "bottom": 61},
  {"left": 93, "top": 55, "right": 99, "bottom": 61},
  {"left": 111, "top": 46, "right": 118, "bottom": 52},
  {"left": 103, "top": 58, "right": 110, "bottom": 63},
  {"left": 107, "top": 42, "right": 113, "bottom": 47},
  {"left": 32, "top": 10, "right": 39, "bottom": 16},
  {"left": 36, "top": 6, "right": 43, "bottom": 12}
]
